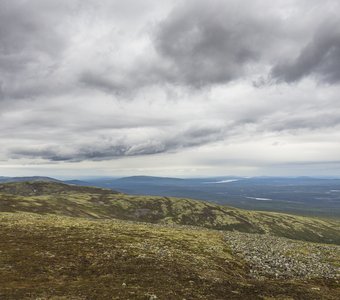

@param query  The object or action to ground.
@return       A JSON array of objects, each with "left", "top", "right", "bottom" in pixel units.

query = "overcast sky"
[{"left": 1, "top": 0, "right": 340, "bottom": 178}]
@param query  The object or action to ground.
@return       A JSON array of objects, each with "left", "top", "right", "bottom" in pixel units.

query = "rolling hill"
[
  {"left": 3, "top": 175, "right": 340, "bottom": 217},
  {"left": 67, "top": 175, "right": 340, "bottom": 218},
  {"left": 0, "top": 181, "right": 339, "bottom": 299},
  {"left": 0, "top": 181, "right": 339, "bottom": 245},
  {"left": 0, "top": 176, "right": 60, "bottom": 183}
]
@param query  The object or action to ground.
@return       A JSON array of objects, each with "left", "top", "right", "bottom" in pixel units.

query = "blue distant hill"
[
  {"left": 2, "top": 175, "right": 340, "bottom": 217},
  {"left": 65, "top": 175, "right": 340, "bottom": 218}
]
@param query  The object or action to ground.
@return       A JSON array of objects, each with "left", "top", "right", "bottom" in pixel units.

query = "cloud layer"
[{"left": 1, "top": 0, "right": 340, "bottom": 176}]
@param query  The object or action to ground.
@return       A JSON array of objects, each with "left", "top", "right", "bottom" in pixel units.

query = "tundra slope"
[
  {"left": 0, "top": 181, "right": 339, "bottom": 299},
  {"left": 0, "top": 213, "right": 339, "bottom": 299},
  {"left": 0, "top": 181, "right": 339, "bottom": 244}
]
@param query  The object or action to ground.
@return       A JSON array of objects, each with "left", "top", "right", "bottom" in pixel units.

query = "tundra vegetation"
[{"left": 0, "top": 182, "right": 339, "bottom": 299}]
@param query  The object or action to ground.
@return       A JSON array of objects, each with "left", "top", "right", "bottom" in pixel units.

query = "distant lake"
[
  {"left": 203, "top": 179, "right": 240, "bottom": 184},
  {"left": 246, "top": 197, "right": 272, "bottom": 201}
]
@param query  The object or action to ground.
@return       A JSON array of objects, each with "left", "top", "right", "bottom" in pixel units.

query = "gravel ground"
[{"left": 224, "top": 231, "right": 340, "bottom": 280}]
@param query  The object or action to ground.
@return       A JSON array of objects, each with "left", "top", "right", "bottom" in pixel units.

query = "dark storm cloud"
[
  {"left": 1, "top": 0, "right": 340, "bottom": 169},
  {"left": 9, "top": 123, "right": 226, "bottom": 162},
  {"left": 10, "top": 145, "right": 129, "bottom": 162},
  {"left": 1, "top": 0, "right": 340, "bottom": 103},
  {"left": 0, "top": 1, "right": 66, "bottom": 57},
  {"left": 0, "top": 0, "right": 76, "bottom": 101},
  {"left": 153, "top": 0, "right": 280, "bottom": 87},
  {"left": 152, "top": 0, "right": 340, "bottom": 87},
  {"left": 271, "top": 20, "right": 340, "bottom": 84}
]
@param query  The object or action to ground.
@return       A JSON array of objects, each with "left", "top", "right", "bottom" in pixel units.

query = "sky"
[{"left": 1, "top": 0, "right": 340, "bottom": 179}]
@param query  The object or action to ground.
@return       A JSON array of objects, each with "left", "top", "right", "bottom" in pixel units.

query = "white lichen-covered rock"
[{"left": 224, "top": 231, "right": 340, "bottom": 279}]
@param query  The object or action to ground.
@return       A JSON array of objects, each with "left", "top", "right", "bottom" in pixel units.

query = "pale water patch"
[
  {"left": 203, "top": 179, "right": 240, "bottom": 184},
  {"left": 246, "top": 197, "right": 272, "bottom": 201}
]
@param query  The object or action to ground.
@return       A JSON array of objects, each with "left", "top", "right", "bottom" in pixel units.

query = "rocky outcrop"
[{"left": 225, "top": 231, "right": 340, "bottom": 279}]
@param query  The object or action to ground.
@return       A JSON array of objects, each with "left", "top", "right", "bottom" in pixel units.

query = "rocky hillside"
[
  {"left": 0, "top": 181, "right": 339, "bottom": 245},
  {"left": 0, "top": 212, "right": 339, "bottom": 299},
  {"left": 225, "top": 231, "right": 339, "bottom": 280}
]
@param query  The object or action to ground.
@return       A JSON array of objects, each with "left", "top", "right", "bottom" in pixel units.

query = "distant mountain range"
[
  {"left": 67, "top": 175, "right": 340, "bottom": 217},
  {"left": 1, "top": 175, "right": 340, "bottom": 217}
]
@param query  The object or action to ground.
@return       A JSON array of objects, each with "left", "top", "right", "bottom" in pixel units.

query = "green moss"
[
  {"left": 0, "top": 181, "right": 339, "bottom": 245},
  {"left": 0, "top": 212, "right": 339, "bottom": 299}
]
